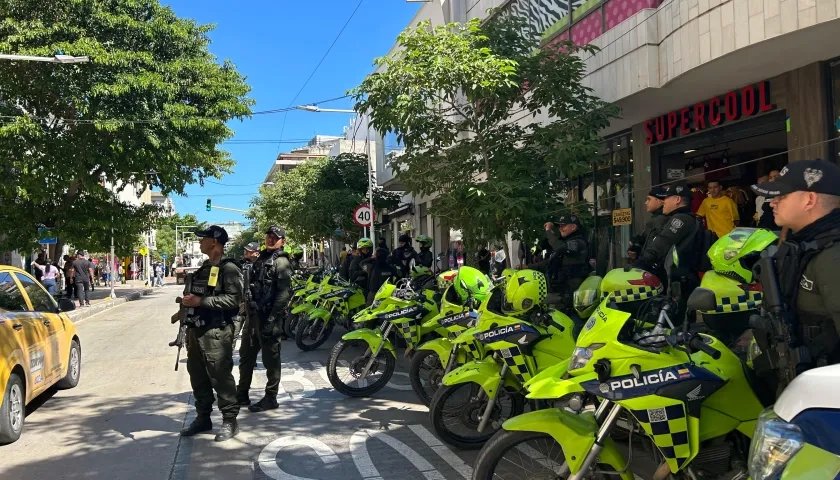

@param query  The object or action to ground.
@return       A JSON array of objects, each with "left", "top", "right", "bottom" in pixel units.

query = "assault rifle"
[
  {"left": 751, "top": 255, "right": 809, "bottom": 392},
  {"left": 169, "top": 273, "right": 194, "bottom": 371}
]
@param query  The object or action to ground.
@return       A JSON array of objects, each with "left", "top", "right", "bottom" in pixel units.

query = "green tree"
[
  {"left": 0, "top": 0, "right": 253, "bottom": 254},
  {"left": 152, "top": 213, "right": 205, "bottom": 262},
  {"left": 252, "top": 153, "right": 400, "bottom": 245},
  {"left": 351, "top": 14, "right": 619, "bottom": 247},
  {"left": 223, "top": 225, "right": 261, "bottom": 258}
]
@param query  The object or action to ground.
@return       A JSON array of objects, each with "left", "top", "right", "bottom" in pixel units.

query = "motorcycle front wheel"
[
  {"left": 284, "top": 312, "right": 300, "bottom": 338},
  {"left": 429, "top": 382, "right": 524, "bottom": 450},
  {"left": 408, "top": 349, "right": 446, "bottom": 407},
  {"left": 327, "top": 339, "right": 395, "bottom": 398},
  {"left": 472, "top": 430, "right": 623, "bottom": 480},
  {"left": 295, "top": 316, "right": 334, "bottom": 351}
]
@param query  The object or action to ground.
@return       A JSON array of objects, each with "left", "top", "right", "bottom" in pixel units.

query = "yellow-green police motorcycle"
[
  {"left": 429, "top": 269, "right": 579, "bottom": 450},
  {"left": 409, "top": 267, "right": 499, "bottom": 406},
  {"left": 326, "top": 272, "right": 445, "bottom": 398}
]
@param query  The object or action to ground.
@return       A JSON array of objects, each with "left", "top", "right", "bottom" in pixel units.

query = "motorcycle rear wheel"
[{"left": 327, "top": 339, "right": 395, "bottom": 398}]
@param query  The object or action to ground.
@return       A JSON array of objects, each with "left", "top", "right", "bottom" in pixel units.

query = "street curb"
[{"left": 67, "top": 288, "right": 155, "bottom": 323}]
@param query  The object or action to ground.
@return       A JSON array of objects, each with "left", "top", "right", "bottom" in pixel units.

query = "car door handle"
[
  {"left": 12, "top": 323, "right": 23, "bottom": 331},
  {"left": 43, "top": 320, "right": 51, "bottom": 327}
]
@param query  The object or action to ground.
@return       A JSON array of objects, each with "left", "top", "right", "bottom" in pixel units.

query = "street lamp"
[
  {"left": 295, "top": 105, "right": 377, "bottom": 244},
  {"left": 0, "top": 53, "right": 90, "bottom": 63}
]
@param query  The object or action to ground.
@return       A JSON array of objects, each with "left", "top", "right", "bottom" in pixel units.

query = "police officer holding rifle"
[
  {"left": 177, "top": 225, "right": 244, "bottom": 442},
  {"left": 749, "top": 159, "right": 840, "bottom": 394}
]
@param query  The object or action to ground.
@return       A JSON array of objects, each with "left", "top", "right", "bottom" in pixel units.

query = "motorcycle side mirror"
[{"left": 686, "top": 288, "right": 717, "bottom": 313}]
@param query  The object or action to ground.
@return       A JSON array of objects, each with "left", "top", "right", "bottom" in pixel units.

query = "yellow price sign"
[{"left": 612, "top": 208, "right": 632, "bottom": 226}]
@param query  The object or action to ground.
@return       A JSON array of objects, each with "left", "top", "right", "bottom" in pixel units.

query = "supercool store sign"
[{"left": 644, "top": 81, "right": 776, "bottom": 145}]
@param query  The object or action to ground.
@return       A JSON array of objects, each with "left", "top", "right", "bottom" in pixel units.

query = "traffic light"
[{"left": 206, "top": 198, "right": 211, "bottom": 211}]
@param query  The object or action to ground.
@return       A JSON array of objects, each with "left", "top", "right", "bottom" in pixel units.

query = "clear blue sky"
[{"left": 162, "top": 0, "right": 420, "bottom": 226}]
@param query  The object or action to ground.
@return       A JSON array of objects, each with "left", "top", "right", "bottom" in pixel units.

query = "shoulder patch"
[
  {"left": 800, "top": 274, "right": 814, "bottom": 291},
  {"left": 669, "top": 218, "right": 684, "bottom": 233}
]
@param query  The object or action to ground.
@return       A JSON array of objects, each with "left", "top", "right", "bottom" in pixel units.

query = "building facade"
[{"left": 368, "top": 0, "right": 840, "bottom": 270}]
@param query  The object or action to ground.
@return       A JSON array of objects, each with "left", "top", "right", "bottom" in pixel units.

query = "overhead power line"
[
  {"left": 0, "top": 93, "right": 350, "bottom": 126},
  {"left": 278, "top": 0, "right": 366, "bottom": 143}
]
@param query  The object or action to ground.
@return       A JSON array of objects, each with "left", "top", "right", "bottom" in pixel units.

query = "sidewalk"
[{"left": 63, "top": 282, "right": 164, "bottom": 322}]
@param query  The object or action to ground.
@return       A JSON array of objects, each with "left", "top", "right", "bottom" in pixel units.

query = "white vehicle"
[{"left": 748, "top": 364, "right": 840, "bottom": 479}]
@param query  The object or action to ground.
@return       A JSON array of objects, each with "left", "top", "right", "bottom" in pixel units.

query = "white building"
[
  {"left": 264, "top": 135, "right": 342, "bottom": 182},
  {"left": 366, "top": 0, "right": 840, "bottom": 270}
]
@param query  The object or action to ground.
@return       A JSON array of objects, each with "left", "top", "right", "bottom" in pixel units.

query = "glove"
[{"left": 261, "top": 315, "right": 276, "bottom": 337}]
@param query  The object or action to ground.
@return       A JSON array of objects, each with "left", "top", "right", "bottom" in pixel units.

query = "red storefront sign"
[{"left": 644, "top": 81, "right": 776, "bottom": 145}]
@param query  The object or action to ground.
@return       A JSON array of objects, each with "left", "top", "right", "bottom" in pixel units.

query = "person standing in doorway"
[
  {"left": 70, "top": 250, "right": 94, "bottom": 307},
  {"left": 696, "top": 181, "right": 740, "bottom": 238}
]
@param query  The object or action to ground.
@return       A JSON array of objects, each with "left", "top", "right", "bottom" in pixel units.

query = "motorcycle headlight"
[
  {"left": 568, "top": 343, "right": 604, "bottom": 371},
  {"left": 748, "top": 407, "right": 805, "bottom": 480}
]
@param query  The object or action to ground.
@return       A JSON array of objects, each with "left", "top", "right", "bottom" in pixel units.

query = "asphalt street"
[{"left": 0, "top": 286, "right": 480, "bottom": 480}]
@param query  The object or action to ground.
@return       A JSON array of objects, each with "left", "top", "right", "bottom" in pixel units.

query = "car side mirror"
[
  {"left": 686, "top": 288, "right": 717, "bottom": 313},
  {"left": 59, "top": 298, "right": 76, "bottom": 312}
]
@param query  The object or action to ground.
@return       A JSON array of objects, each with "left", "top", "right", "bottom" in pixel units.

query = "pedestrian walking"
[
  {"left": 31, "top": 258, "right": 59, "bottom": 295},
  {"left": 70, "top": 250, "right": 93, "bottom": 308},
  {"left": 62, "top": 254, "right": 75, "bottom": 299},
  {"left": 178, "top": 225, "right": 244, "bottom": 442}
]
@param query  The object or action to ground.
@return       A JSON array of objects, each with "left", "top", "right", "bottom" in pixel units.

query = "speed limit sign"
[{"left": 353, "top": 204, "right": 373, "bottom": 227}]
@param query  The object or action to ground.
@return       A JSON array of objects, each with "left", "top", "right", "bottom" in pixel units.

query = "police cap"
[
  {"left": 751, "top": 159, "right": 840, "bottom": 198},
  {"left": 194, "top": 225, "right": 229, "bottom": 245},
  {"left": 554, "top": 214, "right": 582, "bottom": 227},
  {"left": 266, "top": 226, "right": 286, "bottom": 238},
  {"left": 244, "top": 241, "right": 261, "bottom": 252},
  {"left": 660, "top": 183, "right": 693, "bottom": 201}
]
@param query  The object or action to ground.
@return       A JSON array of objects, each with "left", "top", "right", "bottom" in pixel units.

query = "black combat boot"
[
  {"left": 236, "top": 394, "right": 251, "bottom": 406},
  {"left": 180, "top": 417, "right": 212, "bottom": 436},
  {"left": 247, "top": 396, "right": 279, "bottom": 413},
  {"left": 214, "top": 418, "right": 240, "bottom": 442}
]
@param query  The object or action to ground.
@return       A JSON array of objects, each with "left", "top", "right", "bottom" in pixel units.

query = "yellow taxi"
[{"left": 0, "top": 265, "right": 81, "bottom": 444}]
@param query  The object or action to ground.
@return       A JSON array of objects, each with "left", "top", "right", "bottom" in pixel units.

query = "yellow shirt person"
[{"left": 696, "top": 181, "right": 740, "bottom": 238}]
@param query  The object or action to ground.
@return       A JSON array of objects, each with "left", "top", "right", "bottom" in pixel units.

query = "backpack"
[{"left": 686, "top": 222, "right": 718, "bottom": 273}]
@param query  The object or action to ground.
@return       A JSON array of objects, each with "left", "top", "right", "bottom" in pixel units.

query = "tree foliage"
[
  {"left": 252, "top": 153, "right": 401, "bottom": 245},
  {"left": 223, "top": 225, "right": 261, "bottom": 258},
  {"left": 152, "top": 213, "right": 205, "bottom": 261},
  {"left": 0, "top": 0, "right": 253, "bottom": 253},
  {"left": 351, "top": 14, "right": 619, "bottom": 245}
]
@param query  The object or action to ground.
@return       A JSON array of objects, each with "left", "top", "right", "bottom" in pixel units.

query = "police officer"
[
  {"left": 247, "top": 226, "right": 293, "bottom": 413},
  {"left": 415, "top": 235, "right": 434, "bottom": 269},
  {"left": 751, "top": 159, "right": 840, "bottom": 368},
  {"left": 235, "top": 241, "right": 261, "bottom": 406},
  {"left": 179, "top": 225, "right": 243, "bottom": 442},
  {"left": 340, "top": 245, "right": 356, "bottom": 281},
  {"left": 520, "top": 215, "right": 591, "bottom": 305},
  {"left": 628, "top": 186, "right": 670, "bottom": 261},
  {"left": 390, "top": 234, "right": 416, "bottom": 278},
  {"left": 349, "top": 237, "right": 374, "bottom": 292},
  {"left": 290, "top": 246, "right": 305, "bottom": 271},
  {"left": 635, "top": 184, "right": 699, "bottom": 316}
]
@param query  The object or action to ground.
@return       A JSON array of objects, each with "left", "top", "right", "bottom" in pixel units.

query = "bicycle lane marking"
[
  {"left": 407, "top": 425, "right": 472, "bottom": 479},
  {"left": 350, "top": 429, "right": 445, "bottom": 480},
  {"left": 258, "top": 436, "right": 341, "bottom": 480}
]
